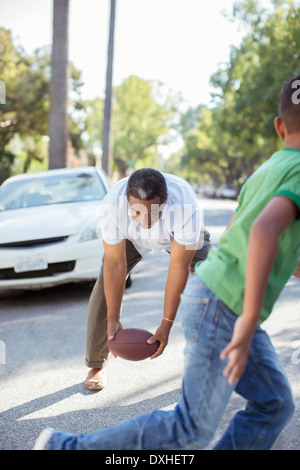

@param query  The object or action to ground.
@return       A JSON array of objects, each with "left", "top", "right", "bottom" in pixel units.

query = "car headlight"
[{"left": 78, "top": 222, "right": 99, "bottom": 243}]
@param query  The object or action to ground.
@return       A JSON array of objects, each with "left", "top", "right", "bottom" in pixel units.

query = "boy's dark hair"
[
  {"left": 279, "top": 75, "right": 300, "bottom": 133},
  {"left": 126, "top": 168, "right": 167, "bottom": 203}
]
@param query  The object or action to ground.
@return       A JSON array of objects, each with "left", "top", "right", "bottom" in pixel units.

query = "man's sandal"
[{"left": 84, "top": 368, "right": 106, "bottom": 391}]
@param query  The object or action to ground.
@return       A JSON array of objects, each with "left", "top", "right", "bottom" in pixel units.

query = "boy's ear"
[{"left": 274, "top": 116, "right": 286, "bottom": 140}]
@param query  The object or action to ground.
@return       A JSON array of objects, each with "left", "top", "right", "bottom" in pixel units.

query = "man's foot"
[{"left": 84, "top": 368, "right": 106, "bottom": 391}]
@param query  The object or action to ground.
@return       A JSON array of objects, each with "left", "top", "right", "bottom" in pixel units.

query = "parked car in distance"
[
  {"left": 196, "top": 185, "right": 217, "bottom": 198},
  {"left": 215, "top": 184, "right": 238, "bottom": 200},
  {"left": 0, "top": 167, "right": 111, "bottom": 291}
]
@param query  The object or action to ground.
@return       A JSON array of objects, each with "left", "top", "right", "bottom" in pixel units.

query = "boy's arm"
[
  {"left": 225, "top": 213, "right": 236, "bottom": 232},
  {"left": 221, "top": 195, "right": 299, "bottom": 385},
  {"left": 293, "top": 260, "right": 300, "bottom": 278}
]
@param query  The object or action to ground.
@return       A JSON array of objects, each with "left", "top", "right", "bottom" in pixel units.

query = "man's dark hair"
[
  {"left": 126, "top": 168, "right": 167, "bottom": 203},
  {"left": 279, "top": 75, "right": 300, "bottom": 133}
]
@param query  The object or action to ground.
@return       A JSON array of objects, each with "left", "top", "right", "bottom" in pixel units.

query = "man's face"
[{"left": 128, "top": 195, "right": 165, "bottom": 229}]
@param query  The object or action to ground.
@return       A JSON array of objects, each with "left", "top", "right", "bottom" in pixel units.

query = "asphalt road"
[{"left": 0, "top": 198, "right": 299, "bottom": 451}]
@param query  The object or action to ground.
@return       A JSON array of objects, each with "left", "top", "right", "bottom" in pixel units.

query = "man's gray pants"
[{"left": 85, "top": 233, "right": 211, "bottom": 368}]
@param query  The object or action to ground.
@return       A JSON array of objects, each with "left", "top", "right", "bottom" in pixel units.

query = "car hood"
[{"left": 0, "top": 201, "right": 101, "bottom": 244}]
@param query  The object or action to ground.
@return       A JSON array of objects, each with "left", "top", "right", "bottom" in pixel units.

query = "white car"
[{"left": 0, "top": 167, "right": 111, "bottom": 291}]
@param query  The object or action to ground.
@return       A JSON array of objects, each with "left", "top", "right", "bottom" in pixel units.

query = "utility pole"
[
  {"left": 48, "top": 0, "right": 69, "bottom": 169},
  {"left": 102, "top": 0, "right": 116, "bottom": 177}
]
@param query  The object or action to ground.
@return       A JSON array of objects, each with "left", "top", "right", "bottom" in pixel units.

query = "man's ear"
[{"left": 274, "top": 116, "right": 286, "bottom": 140}]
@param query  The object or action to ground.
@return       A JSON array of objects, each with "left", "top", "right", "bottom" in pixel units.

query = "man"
[{"left": 85, "top": 168, "right": 210, "bottom": 390}]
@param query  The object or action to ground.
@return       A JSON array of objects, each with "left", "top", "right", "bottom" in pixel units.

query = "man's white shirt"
[{"left": 97, "top": 173, "right": 204, "bottom": 255}]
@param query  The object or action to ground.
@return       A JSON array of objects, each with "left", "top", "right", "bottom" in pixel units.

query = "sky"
[{"left": 0, "top": 0, "right": 250, "bottom": 108}]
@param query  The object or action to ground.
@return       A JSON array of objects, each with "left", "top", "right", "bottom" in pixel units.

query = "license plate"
[{"left": 14, "top": 253, "right": 48, "bottom": 273}]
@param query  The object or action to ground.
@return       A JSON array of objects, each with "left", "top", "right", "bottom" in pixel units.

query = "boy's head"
[{"left": 278, "top": 75, "right": 300, "bottom": 134}]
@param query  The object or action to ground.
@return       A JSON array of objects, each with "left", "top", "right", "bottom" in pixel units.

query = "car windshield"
[{"left": 0, "top": 172, "right": 107, "bottom": 211}]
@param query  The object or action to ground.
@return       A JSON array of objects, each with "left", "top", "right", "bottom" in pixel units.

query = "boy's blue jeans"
[{"left": 47, "top": 276, "right": 295, "bottom": 450}]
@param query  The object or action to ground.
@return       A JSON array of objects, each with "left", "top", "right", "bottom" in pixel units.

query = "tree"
[
  {"left": 179, "top": 106, "right": 225, "bottom": 184},
  {"left": 210, "top": 0, "right": 300, "bottom": 174},
  {"left": 0, "top": 29, "right": 50, "bottom": 182},
  {"left": 102, "top": 0, "right": 116, "bottom": 177},
  {"left": 82, "top": 97, "right": 104, "bottom": 166},
  {"left": 178, "top": 0, "right": 300, "bottom": 185},
  {"left": 0, "top": 26, "right": 84, "bottom": 183},
  {"left": 112, "top": 76, "right": 173, "bottom": 177},
  {"left": 82, "top": 76, "right": 175, "bottom": 177},
  {"left": 48, "top": 0, "right": 70, "bottom": 169}
]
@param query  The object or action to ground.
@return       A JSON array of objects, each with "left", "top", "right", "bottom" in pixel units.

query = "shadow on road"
[
  {"left": 0, "top": 376, "right": 181, "bottom": 450},
  {"left": 0, "top": 281, "right": 94, "bottom": 304}
]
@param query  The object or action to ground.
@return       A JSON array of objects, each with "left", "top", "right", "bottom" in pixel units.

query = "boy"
[{"left": 34, "top": 75, "right": 300, "bottom": 450}]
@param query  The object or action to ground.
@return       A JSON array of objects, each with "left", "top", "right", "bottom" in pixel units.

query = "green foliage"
[
  {"left": 176, "top": 0, "right": 300, "bottom": 185},
  {"left": 0, "top": 30, "right": 47, "bottom": 179},
  {"left": 0, "top": 28, "right": 51, "bottom": 181},
  {"left": 0, "top": 27, "right": 84, "bottom": 183},
  {"left": 81, "top": 97, "right": 104, "bottom": 166},
  {"left": 2, "top": 1, "right": 300, "bottom": 185},
  {"left": 83, "top": 76, "right": 175, "bottom": 176},
  {"left": 113, "top": 76, "right": 173, "bottom": 176}
]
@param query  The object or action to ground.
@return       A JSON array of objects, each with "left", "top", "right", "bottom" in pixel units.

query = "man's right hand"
[
  {"left": 107, "top": 319, "right": 123, "bottom": 357},
  {"left": 107, "top": 319, "right": 123, "bottom": 341},
  {"left": 103, "top": 240, "right": 127, "bottom": 347}
]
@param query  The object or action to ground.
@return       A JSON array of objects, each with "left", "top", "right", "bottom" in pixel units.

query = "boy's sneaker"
[{"left": 33, "top": 428, "right": 54, "bottom": 450}]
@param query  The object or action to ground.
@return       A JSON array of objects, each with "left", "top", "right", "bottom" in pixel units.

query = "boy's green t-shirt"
[{"left": 196, "top": 148, "right": 300, "bottom": 324}]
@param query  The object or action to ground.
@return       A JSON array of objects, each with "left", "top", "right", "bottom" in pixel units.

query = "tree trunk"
[
  {"left": 102, "top": 0, "right": 116, "bottom": 177},
  {"left": 48, "top": 0, "right": 69, "bottom": 169}
]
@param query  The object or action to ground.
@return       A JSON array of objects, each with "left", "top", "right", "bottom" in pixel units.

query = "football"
[{"left": 107, "top": 328, "right": 159, "bottom": 361}]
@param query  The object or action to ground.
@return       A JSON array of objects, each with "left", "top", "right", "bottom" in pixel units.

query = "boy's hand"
[{"left": 220, "top": 316, "right": 255, "bottom": 386}]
